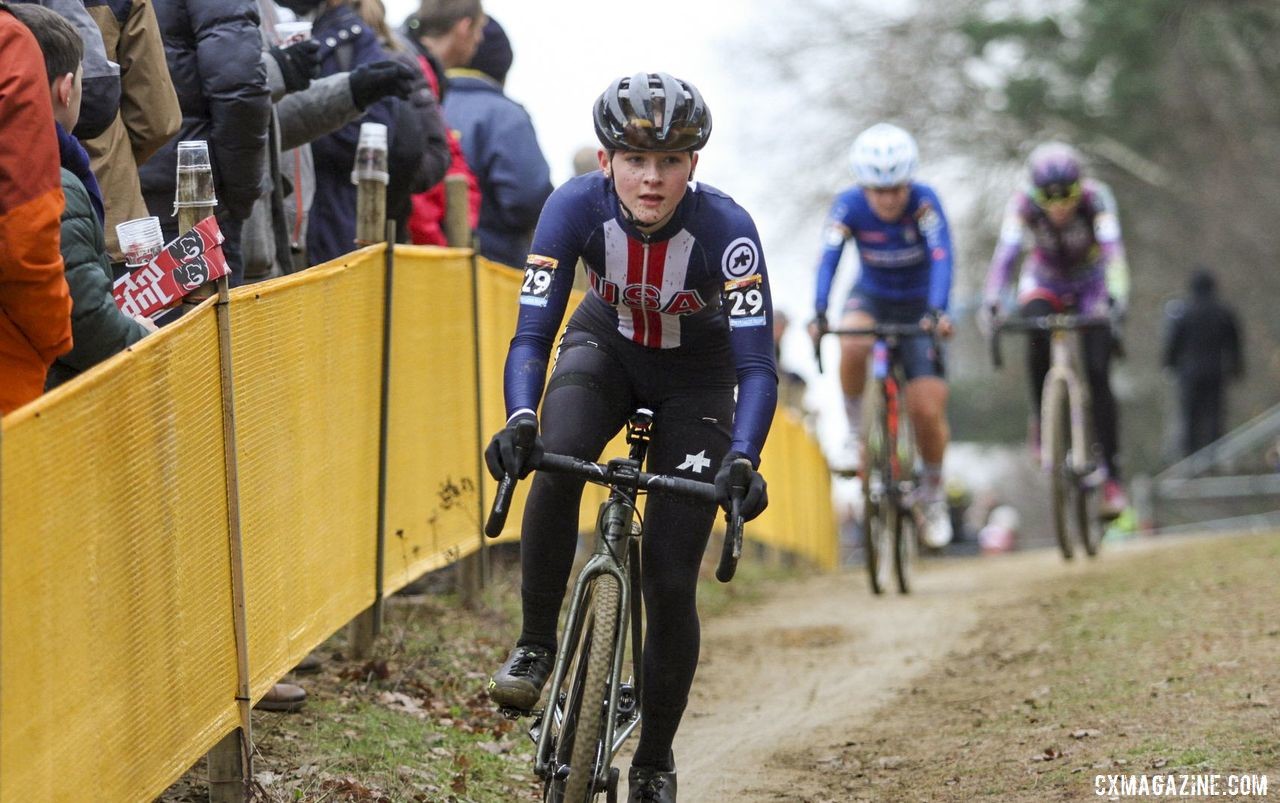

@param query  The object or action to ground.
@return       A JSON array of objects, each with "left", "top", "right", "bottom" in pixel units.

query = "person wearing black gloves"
[
  {"left": 268, "top": 37, "right": 321, "bottom": 93},
  {"left": 484, "top": 73, "right": 776, "bottom": 802},
  {"left": 242, "top": 0, "right": 433, "bottom": 281},
  {"left": 272, "top": 0, "right": 449, "bottom": 266}
]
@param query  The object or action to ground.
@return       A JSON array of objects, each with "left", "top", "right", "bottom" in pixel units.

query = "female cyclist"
[
  {"left": 484, "top": 72, "right": 777, "bottom": 802},
  {"left": 983, "top": 141, "right": 1131, "bottom": 516}
]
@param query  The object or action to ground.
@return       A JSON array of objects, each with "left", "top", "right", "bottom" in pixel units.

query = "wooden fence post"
[
  {"left": 348, "top": 126, "right": 389, "bottom": 659},
  {"left": 176, "top": 142, "right": 253, "bottom": 803}
]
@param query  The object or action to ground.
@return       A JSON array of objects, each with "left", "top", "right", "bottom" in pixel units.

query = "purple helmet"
[{"left": 1027, "top": 142, "right": 1083, "bottom": 200}]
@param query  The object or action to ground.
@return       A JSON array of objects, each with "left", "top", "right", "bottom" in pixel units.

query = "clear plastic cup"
[
  {"left": 351, "top": 122, "right": 389, "bottom": 184},
  {"left": 274, "top": 21, "right": 312, "bottom": 46},
  {"left": 175, "top": 140, "right": 216, "bottom": 206},
  {"left": 116, "top": 216, "right": 165, "bottom": 268}
]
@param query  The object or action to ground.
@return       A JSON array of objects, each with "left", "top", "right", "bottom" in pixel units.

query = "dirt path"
[{"left": 675, "top": 546, "right": 1111, "bottom": 801}]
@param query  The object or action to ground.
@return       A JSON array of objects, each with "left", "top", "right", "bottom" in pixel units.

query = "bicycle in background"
[
  {"left": 990, "top": 313, "right": 1110, "bottom": 559},
  {"left": 819, "top": 321, "right": 941, "bottom": 594},
  {"left": 484, "top": 410, "right": 748, "bottom": 803}
]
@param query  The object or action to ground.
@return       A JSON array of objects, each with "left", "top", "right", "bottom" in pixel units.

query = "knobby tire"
[
  {"left": 863, "top": 379, "right": 895, "bottom": 595},
  {"left": 563, "top": 574, "right": 620, "bottom": 803},
  {"left": 1044, "top": 381, "right": 1074, "bottom": 560}
]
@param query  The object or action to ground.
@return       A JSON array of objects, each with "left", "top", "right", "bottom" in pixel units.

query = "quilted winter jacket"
[
  {"left": 139, "top": 0, "right": 270, "bottom": 225},
  {"left": 46, "top": 169, "right": 148, "bottom": 389}
]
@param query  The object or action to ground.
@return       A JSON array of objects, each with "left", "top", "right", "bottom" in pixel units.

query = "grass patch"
[{"left": 776, "top": 533, "right": 1280, "bottom": 801}]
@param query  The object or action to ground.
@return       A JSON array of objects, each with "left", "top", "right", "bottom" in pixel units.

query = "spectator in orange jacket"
[{"left": 0, "top": 2, "right": 73, "bottom": 415}]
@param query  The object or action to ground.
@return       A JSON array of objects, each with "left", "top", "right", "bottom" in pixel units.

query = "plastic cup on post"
[
  {"left": 274, "top": 20, "right": 311, "bottom": 46},
  {"left": 116, "top": 216, "right": 165, "bottom": 269},
  {"left": 175, "top": 140, "right": 217, "bottom": 209}
]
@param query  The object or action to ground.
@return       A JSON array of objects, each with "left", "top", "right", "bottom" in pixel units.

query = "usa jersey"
[
  {"left": 505, "top": 173, "right": 777, "bottom": 462},
  {"left": 813, "top": 182, "right": 954, "bottom": 315},
  {"left": 984, "top": 179, "right": 1130, "bottom": 305}
]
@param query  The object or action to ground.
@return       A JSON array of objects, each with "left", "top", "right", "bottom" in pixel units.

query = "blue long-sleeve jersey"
[
  {"left": 813, "top": 182, "right": 954, "bottom": 314},
  {"left": 505, "top": 173, "right": 778, "bottom": 464}
]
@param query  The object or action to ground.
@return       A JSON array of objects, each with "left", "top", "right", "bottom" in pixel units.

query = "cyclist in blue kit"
[
  {"left": 484, "top": 72, "right": 776, "bottom": 802},
  {"left": 809, "top": 123, "right": 956, "bottom": 548}
]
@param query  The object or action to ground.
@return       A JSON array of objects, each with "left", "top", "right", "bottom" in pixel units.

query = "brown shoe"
[{"left": 254, "top": 682, "right": 306, "bottom": 713}]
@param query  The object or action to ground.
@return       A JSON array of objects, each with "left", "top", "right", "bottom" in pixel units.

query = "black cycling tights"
[
  {"left": 1022, "top": 298, "right": 1120, "bottom": 478},
  {"left": 517, "top": 329, "right": 735, "bottom": 770}
]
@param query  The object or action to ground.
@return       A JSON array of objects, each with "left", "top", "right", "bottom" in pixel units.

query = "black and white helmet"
[{"left": 593, "top": 72, "right": 712, "bottom": 153}]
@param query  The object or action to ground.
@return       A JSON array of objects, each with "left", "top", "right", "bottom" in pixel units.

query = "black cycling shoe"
[
  {"left": 487, "top": 644, "right": 553, "bottom": 710},
  {"left": 628, "top": 765, "right": 677, "bottom": 802}
]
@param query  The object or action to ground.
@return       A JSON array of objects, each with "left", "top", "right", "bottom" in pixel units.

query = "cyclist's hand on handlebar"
[
  {"left": 808, "top": 313, "right": 828, "bottom": 372},
  {"left": 714, "top": 451, "right": 768, "bottom": 521},
  {"left": 484, "top": 412, "right": 544, "bottom": 480},
  {"left": 922, "top": 311, "right": 954, "bottom": 339}
]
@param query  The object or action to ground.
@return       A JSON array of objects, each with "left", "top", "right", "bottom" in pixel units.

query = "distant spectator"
[
  {"left": 352, "top": 0, "right": 450, "bottom": 243},
  {"left": 80, "top": 0, "right": 182, "bottom": 266},
  {"left": 403, "top": 0, "right": 484, "bottom": 247},
  {"left": 0, "top": 3, "right": 73, "bottom": 414},
  {"left": 1162, "top": 267, "right": 1244, "bottom": 457},
  {"left": 273, "top": 0, "right": 445, "bottom": 266},
  {"left": 139, "top": 0, "right": 272, "bottom": 285},
  {"left": 572, "top": 145, "right": 599, "bottom": 177},
  {"left": 771, "top": 311, "right": 808, "bottom": 415},
  {"left": 442, "top": 16, "right": 552, "bottom": 268},
  {"left": 11, "top": 0, "right": 120, "bottom": 139},
  {"left": 10, "top": 4, "right": 154, "bottom": 389},
  {"left": 242, "top": 0, "right": 424, "bottom": 281}
]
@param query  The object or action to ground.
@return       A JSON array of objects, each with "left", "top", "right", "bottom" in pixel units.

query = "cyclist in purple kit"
[
  {"left": 484, "top": 72, "right": 776, "bottom": 802},
  {"left": 982, "top": 141, "right": 1131, "bottom": 517},
  {"left": 810, "top": 123, "right": 956, "bottom": 548}
]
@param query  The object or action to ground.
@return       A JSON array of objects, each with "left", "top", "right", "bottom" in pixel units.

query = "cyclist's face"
[
  {"left": 602, "top": 149, "right": 697, "bottom": 230},
  {"left": 864, "top": 184, "right": 910, "bottom": 222},
  {"left": 1043, "top": 197, "right": 1081, "bottom": 227}
]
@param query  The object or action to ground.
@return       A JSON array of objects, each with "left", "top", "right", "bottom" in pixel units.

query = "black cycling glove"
[
  {"left": 348, "top": 60, "right": 418, "bottom": 110},
  {"left": 484, "top": 412, "right": 544, "bottom": 481},
  {"left": 713, "top": 451, "right": 768, "bottom": 521},
  {"left": 269, "top": 40, "right": 321, "bottom": 93}
]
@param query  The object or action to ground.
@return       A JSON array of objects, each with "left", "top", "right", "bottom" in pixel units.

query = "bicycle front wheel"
[
  {"left": 1043, "top": 380, "right": 1074, "bottom": 560},
  {"left": 562, "top": 574, "right": 620, "bottom": 803},
  {"left": 863, "top": 379, "right": 895, "bottom": 595},
  {"left": 893, "top": 501, "right": 917, "bottom": 594}
]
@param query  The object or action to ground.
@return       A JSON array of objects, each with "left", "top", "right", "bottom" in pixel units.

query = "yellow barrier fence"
[{"left": 0, "top": 244, "right": 834, "bottom": 802}]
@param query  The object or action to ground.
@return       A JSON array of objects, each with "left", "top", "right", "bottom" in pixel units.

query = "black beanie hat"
[{"left": 469, "top": 17, "right": 512, "bottom": 84}]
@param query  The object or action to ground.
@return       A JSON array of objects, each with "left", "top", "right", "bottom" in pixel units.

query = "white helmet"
[{"left": 848, "top": 123, "right": 919, "bottom": 188}]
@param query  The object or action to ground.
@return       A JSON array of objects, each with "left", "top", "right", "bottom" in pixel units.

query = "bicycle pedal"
[{"left": 498, "top": 705, "right": 533, "bottom": 721}]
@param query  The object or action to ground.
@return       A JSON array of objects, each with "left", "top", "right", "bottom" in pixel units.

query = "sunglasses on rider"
[{"left": 1032, "top": 181, "right": 1082, "bottom": 207}]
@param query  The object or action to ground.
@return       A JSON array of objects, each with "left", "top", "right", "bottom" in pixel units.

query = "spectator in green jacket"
[{"left": 10, "top": 3, "right": 154, "bottom": 390}]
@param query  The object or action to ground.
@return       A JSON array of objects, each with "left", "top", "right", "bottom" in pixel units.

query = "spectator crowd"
[
  {"left": 1, "top": 0, "right": 553, "bottom": 417},
  {"left": 0, "top": 0, "right": 556, "bottom": 711}
]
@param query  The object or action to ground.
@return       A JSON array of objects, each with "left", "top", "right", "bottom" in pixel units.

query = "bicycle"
[
  {"left": 990, "top": 313, "right": 1110, "bottom": 559},
  {"left": 483, "top": 410, "right": 749, "bottom": 803},
  {"left": 817, "top": 321, "right": 940, "bottom": 595}
]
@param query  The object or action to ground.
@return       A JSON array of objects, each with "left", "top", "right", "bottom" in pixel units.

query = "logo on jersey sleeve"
[
  {"left": 916, "top": 202, "right": 943, "bottom": 238},
  {"left": 721, "top": 237, "right": 760, "bottom": 279},
  {"left": 823, "top": 220, "right": 851, "bottom": 248},
  {"left": 520, "top": 255, "right": 559, "bottom": 307},
  {"left": 724, "top": 274, "right": 767, "bottom": 329}
]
